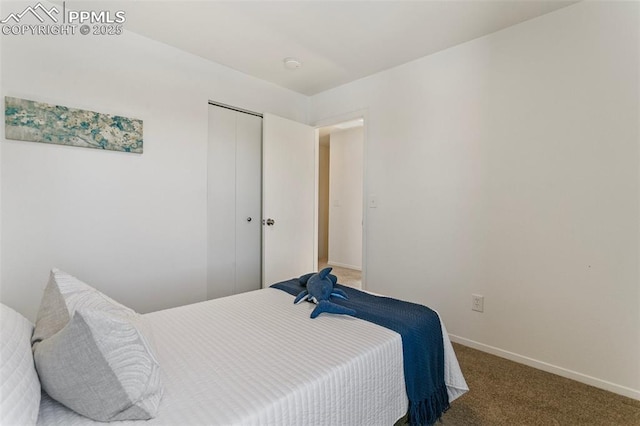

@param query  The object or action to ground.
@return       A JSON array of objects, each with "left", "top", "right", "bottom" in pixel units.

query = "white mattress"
[{"left": 38, "top": 288, "right": 467, "bottom": 425}]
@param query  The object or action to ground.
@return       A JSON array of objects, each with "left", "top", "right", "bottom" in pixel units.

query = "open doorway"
[{"left": 317, "top": 118, "right": 364, "bottom": 288}]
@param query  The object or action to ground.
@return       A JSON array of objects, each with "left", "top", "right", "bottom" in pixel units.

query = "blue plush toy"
[{"left": 294, "top": 267, "right": 356, "bottom": 319}]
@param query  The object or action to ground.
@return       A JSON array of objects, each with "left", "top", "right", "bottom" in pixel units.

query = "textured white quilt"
[{"left": 38, "top": 288, "right": 467, "bottom": 425}]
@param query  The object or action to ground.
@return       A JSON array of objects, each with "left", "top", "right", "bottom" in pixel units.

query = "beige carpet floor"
[{"left": 436, "top": 343, "right": 640, "bottom": 425}]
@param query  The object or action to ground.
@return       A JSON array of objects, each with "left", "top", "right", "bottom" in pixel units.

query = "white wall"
[
  {"left": 311, "top": 2, "right": 639, "bottom": 398},
  {"left": 0, "top": 26, "right": 307, "bottom": 321},
  {"left": 328, "top": 127, "right": 363, "bottom": 270}
]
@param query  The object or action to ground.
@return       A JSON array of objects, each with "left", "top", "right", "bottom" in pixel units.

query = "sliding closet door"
[{"left": 207, "top": 105, "right": 262, "bottom": 299}]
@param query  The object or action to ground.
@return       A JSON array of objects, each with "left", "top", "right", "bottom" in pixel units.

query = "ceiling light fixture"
[{"left": 283, "top": 57, "right": 302, "bottom": 70}]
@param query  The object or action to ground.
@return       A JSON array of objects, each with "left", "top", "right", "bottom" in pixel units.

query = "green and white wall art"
[{"left": 4, "top": 97, "right": 143, "bottom": 153}]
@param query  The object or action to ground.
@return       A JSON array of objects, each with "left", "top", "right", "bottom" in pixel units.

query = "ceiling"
[{"left": 79, "top": 1, "right": 576, "bottom": 96}]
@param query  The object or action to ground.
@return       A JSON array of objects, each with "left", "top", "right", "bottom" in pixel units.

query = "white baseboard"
[
  {"left": 326, "top": 261, "right": 361, "bottom": 271},
  {"left": 449, "top": 334, "right": 640, "bottom": 401}
]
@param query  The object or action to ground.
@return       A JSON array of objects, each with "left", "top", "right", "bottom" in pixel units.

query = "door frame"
[{"left": 312, "top": 109, "right": 369, "bottom": 289}]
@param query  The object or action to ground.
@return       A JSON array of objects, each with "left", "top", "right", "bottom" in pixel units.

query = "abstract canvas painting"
[{"left": 4, "top": 97, "right": 143, "bottom": 153}]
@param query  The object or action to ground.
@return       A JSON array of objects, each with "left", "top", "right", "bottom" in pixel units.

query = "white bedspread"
[{"left": 38, "top": 288, "right": 467, "bottom": 425}]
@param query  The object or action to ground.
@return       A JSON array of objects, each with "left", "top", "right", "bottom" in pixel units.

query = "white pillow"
[
  {"left": 0, "top": 303, "right": 41, "bottom": 426},
  {"left": 32, "top": 269, "right": 163, "bottom": 421},
  {"left": 32, "top": 268, "right": 136, "bottom": 348}
]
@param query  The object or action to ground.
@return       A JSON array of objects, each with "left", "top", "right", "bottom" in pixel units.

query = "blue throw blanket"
[{"left": 271, "top": 279, "right": 449, "bottom": 426}]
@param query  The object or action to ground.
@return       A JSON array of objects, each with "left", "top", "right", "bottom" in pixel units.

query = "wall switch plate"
[{"left": 472, "top": 294, "right": 484, "bottom": 312}]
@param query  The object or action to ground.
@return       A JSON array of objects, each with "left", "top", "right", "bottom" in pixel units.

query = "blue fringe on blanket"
[{"left": 271, "top": 278, "right": 450, "bottom": 426}]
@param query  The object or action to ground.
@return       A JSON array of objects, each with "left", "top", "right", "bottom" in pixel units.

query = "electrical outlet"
[{"left": 472, "top": 294, "right": 484, "bottom": 312}]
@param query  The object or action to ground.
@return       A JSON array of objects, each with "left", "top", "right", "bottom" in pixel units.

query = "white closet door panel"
[
  {"left": 235, "top": 113, "right": 262, "bottom": 294},
  {"left": 207, "top": 105, "right": 237, "bottom": 299},
  {"left": 262, "top": 113, "right": 316, "bottom": 286}
]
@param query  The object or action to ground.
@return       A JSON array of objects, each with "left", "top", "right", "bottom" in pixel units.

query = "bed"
[{"left": 1, "top": 270, "right": 468, "bottom": 426}]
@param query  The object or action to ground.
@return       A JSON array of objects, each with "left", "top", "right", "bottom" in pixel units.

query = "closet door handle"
[
  {"left": 265, "top": 218, "right": 275, "bottom": 226},
  {"left": 246, "top": 217, "right": 252, "bottom": 222}
]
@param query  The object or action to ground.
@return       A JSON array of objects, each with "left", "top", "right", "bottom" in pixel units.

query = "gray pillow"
[
  {"left": 34, "top": 309, "right": 163, "bottom": 421},
  {"left": 32, "top": 269, "right": 163, "bottom": 421}
]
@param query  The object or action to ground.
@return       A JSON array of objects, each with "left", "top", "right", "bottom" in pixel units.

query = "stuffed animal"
[{"left": 294, "top": 267, "right": 356, "bottom": 319}]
